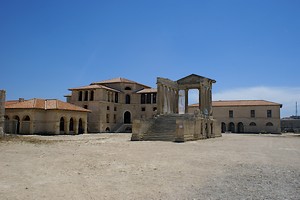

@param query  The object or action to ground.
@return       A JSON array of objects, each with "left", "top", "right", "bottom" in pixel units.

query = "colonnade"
[
  {"left": 157, "top": 78, "right": 213, "bottom": 116},
  {"left": 157, "top": 83, "right": 178, "bottom": 114}
]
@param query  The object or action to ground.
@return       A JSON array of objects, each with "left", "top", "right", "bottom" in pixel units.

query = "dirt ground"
[{"left": 0, "top": 133, "right": 299, "bottom": 200}]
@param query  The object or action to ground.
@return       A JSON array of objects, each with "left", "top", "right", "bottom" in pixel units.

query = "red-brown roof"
[
  {"left": 5, "top": 99, "right": 91, "bottom": 112},
  {"left": 91, "top": 77, "right": 150, "bottom": 88},
  {"left": 68, "top": 84, "right": 120, "bottom": 92},
  {"left": 136, "top": 88, "right": 157, "bottom": 93},
  {"left": 190, "top": 100, "right": 282, "bottom": 107}
]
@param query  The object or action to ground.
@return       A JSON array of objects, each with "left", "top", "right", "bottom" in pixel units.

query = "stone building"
[
  {"left": 132, "top": 74, "right": 222, "bottom": 142},
  {"left": 67, "top": 78, "right": 157, "bottom": 133},
  {"left": 189, "top": 100, "right": 282, "bottom": 134},
  {"left": 4, "top": 98, "right": 89, "bottom": 135},
  {"left": 0, "top": 90, "right": 5, "bottom": 135},
  {"left": 281, "top": 116, "right": 300, "bottom": 133}
]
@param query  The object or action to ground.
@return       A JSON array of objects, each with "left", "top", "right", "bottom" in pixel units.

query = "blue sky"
[{"left": 1, "top": 0, "right": 299, "bottom": 117}]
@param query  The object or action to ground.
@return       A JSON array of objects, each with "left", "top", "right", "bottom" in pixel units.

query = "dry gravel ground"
[{"left": 0, "top": 133, "right": 299, "bottom": 200}]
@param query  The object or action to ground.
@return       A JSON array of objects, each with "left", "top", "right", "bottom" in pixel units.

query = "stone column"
[
  {"left": 175, "top": 90, "right": 179, "bottom": 114},
  {"left": 184, "top": 89, "right": 189, "bottom": 114},
  {"left": 198, "top": 88, "right": 201, "bottom": 111},
  {"left": 157, "top": 83, "right": 163, "bottom": 115},
  {"left": 0, "top": 90, "right": 5, "bottom": 135}
]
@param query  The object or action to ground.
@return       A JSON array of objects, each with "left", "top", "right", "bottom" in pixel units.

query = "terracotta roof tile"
[
  {"left": 190, "top": 100, "right": 282, "bottom": 107},
  {"left": 136, "top": 88, "right": 157, "bottom": 93},
  {"left": 5, "top": 98, "right": 90, "bottom": 112},
  {"left": 69, "top": 84, "right": 120, "bottom": 92},
  {"left": 91, "top": 77, "right": 150, "bottom": 88}
]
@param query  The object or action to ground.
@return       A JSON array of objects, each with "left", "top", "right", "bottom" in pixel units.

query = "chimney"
[{"left": 19, "top": 98, "right": 25, "bottom": 102}]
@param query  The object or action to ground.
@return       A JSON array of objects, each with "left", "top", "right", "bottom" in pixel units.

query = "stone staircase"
[
  {"left": 142, "top": 114, "right": 191, "bottom": 141},
  {"left": 114, "top": 124, "right": 133, "bottom": 133}
]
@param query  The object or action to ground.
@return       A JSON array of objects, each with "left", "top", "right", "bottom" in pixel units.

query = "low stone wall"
[
  {"left": 131, "top": 114, "right": 221, "bottom": 142},
  {"left": 131, "top": 119, "right": 155, "bottom": 141}
]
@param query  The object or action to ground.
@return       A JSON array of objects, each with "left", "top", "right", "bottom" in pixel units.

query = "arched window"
[
  {"left": 69, "top": 118, "right": 74, "bottom": 131},
  {"left": 228, "top": 122, "right": 235, "bottom": 133},
  {"left": 78, "top": 118, "right": 84, "bottom": 134},
  {"left": 249, "top": 122, "right": 256, "bottom": 126},
  {"left": 78, "top": 91, "right": 83, "bottom": 101},
  {"left": 124, "top": 111, "right": 131, "bottom": 124},
  {"left": 60, "top": 117, "right": 65, "bottom": 132},
  {"left": 23, "top": 115, "right": 30, "bottom": 121},
  {"left": 13, "top": 116, "right": 20, "bottom": 134},
  {"left": 266, "top": 122, "right": 273, "bottom": 126},
  {"left": 90, "top": 91, "right": 94, "bottom": 101},
  {"left": 125, "top": 94, "right": 131, "bottom": 104},
  {"left": 105, "top": 127, "right": 110, "bottom": 132},
  {"left": 221, "top": 122, "right": 226, "bottom": 133},
  {"left": 125, "top": 87, "right": 131, "bottom": 90},
  {"left": 237, "top": 122, "right": 244, "bottom": 133}
]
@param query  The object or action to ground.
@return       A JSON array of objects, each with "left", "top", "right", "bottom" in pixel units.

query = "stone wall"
[{"left": 0, "top": 90, "right": 5, "bottom": 135}]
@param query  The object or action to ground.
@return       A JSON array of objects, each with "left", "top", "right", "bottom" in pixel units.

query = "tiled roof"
[
  {"left": 91, "top": 77, "right": 150, "bottom": 88},
  {"left": 5, "top": 100, "right": 20, "bottom": 106},
  {"left": 190, "top": 100, "right": 282, "bottom": 107},
  {"left": 5, "top": 99, "right": 90, "bottom": 112},
  {"left": 136, "top": 88, "right": 157, "bottom": 93},
  {"left": 69, "top": 85, "right": 120, "bottom": 92}
]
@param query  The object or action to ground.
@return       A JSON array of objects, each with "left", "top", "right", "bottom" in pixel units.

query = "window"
[
  {"left": 106, "top": 114, "right": 110, "bottom": 123},
  {"left": 69, "top": 118, "right": 74, "bottom": 131},
  {"left": 83, "top": 105, "right": 88, "bottom": 109},
  {"left": 125, "top": 94, "right": 131, "bottom": 104},
  {"left": 152, "top": 93, "right": 157, "bottom": 104},
  {"left": 141, "top": 107, "right": 146, "bottom": 111},
  {"left": 141, "top": 94, "right": 146, "bottom": 104},
  {"left": 107, "top": 106, "right": 110, "bottom": 110},
  {"left": 114, "top": 107, "right": 117, "bottom": 111},
  {"left": 229, "top": 110, "right": 233, "bottom": 118},
  {"left": 78, "top": 91, "right": 83, "bottom": 101},
  {"left": 153, "top": 107, "right": 157, "bottom": 111},
  {"left": 266, "top": 122, "right": 273, "bottom": 126},
  {"left": 113, "top": 114, "right": 116, "bottom": 123},
  {"left": 267, "top": 110, "right": 272, "bottom": 118},
  {"left": 115, "top": 93, "right": 118, "bottom": 103},
  {"left": 251, "top": 110, "right": 255, "bottom": 118},
  {"left": 249, "top": 122, "right": 256, "bottom": 126},
  {"left": 146, "top": 94, "right": 151, "bottom": 104},
  {"left": 125, "top": 87, "right": 131, "bottom": 90},
  {"left": 107, "top": 91, "right": 110, "bottom": 102},
  {"left": 90, "top": 91, "right": 94, "bottom": 101},
  {"left": 84, "top": 91, "right": 88, "bottom": 101}
]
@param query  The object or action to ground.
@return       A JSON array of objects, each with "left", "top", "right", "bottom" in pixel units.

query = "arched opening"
[
  {"left": 125, "top": 127, "right": 132, "bottom": 133},
  {"left": 125, "top": 94, "right": 131, "bottom": 104},
  {"left": 249, "top": 122, "right": 256, "bottom": 126},
  {"left": 266, "top": 122, "right": 273, "bottom": 126},
  {"left": 22, "top": 115, "right": 31, "bottom": 134},
  {"left": 228, "top": 122, "right": 235, "bottom": 133},
  {"left": 221, "top": 122, "right": 226, "bottom": 133},
  {"left": 60, "top": 117, "right": 65, "bottom": 133},
  {"left": 105, "top": 127, "right": 110, "bottom": 132},
  {"left": 124, "top": 111, "right": 131, "bottom": 124},
  {"left": 4, "top": 115, "right": 9, "bottom": 133},
  {"left": 13, "top": 116, "right": 20, "bottom": 134},
  {"left": 237, "top": 122, "right": 244, "bottom": 133},
  {"left": 78, "top": 118, "right": 84, "bottom": 134},
  {"left": 69, "top": 118, "right": 74, "bottom": 132}
]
